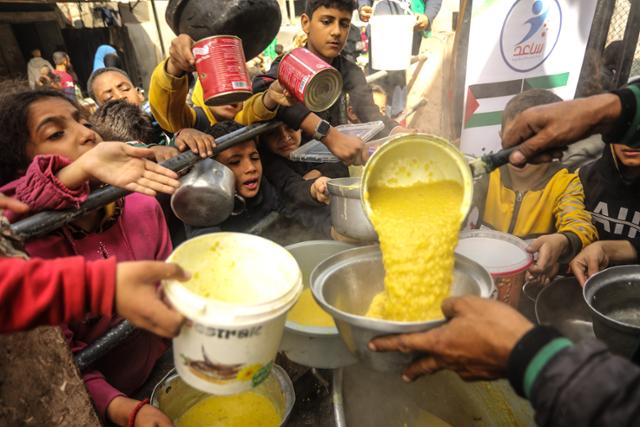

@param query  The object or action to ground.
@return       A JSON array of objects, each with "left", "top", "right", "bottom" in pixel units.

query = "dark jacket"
[
  {"left": 579, "top": 145, "right": 640, "bottom": 255},
  {"left": 253, "top": 54, "right": 398, "bottom": 135},
  {"left": 508, "top": 327, "right": 640, "bottom": 426},
  {"left": 259, "top": 146, "right": 348, "bottom": 209},
  {"left": 186, "top": 177, "right": 331, "bottom": 238}
]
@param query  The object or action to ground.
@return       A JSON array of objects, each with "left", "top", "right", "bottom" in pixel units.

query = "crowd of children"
[{"left": 2, "top": 0, "right": 640, "bottom": 425}]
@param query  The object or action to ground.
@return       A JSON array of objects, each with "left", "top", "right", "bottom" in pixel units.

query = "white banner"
[{"left": 460, "top": 0, "right": 598, "bottom": 155}]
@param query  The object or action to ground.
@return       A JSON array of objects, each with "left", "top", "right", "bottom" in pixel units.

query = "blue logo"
[{"left": 500, "top": 0, "right": 562, "bottom": 73}]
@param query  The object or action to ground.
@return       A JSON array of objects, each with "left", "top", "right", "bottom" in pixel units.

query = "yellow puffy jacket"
[
  {"left": 148, "top": 59, "right": 276, "bottom": 132},
  {"left": 481, "top": 164, "right": 597, "bottom": 259}
]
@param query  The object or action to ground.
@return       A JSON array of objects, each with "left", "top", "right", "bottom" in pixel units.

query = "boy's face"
[
  {"left": 372, "top": 92, "right": 387, "bottom": 115},
  {"left": 92, "top": 71, "right": 144, "bottom": 107},
  {"left": 263, "top": 125, "right": 302, "bottom": 158},
  {"left": 216, "top": 140, "right": 262, "bottom": 199},
  {"left": 301, "top": 6, "right": 352, "bottom": 61},
  {"left": 209, "top": 102, "right": 243, "bottom": 122},
  {"left": 612, "top": 143, "right": 640, "bottom": 168}
]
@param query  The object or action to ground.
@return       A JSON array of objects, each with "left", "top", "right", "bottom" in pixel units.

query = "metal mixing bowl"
[
  {"left": 151, "top": 365, "right": 295, "bottom": 426},
  {"left": 310, "top": 245, "right": 495, "bottom": 373},
  {"left": 584, "top": 265, "right": 640, "bottom": 357},
  {"left": 281, "top": 240, "right": 358, "bottom": 369}
]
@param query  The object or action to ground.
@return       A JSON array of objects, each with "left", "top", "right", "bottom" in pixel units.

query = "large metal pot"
[
  {"left": 280, "top": 240, "right": 358, "bottom": 369},
  {"left": 584, "top": 265, "right": 640, "bottom": 357},
  {"left": 165, "top": 0, "right": 281, "bottom": 59},
  {"left": 151, "top": 365, "right": 295, "bottom": 426},
  {"left": 310, "top": 245, "right": 495, "bottom": 373},
  {"left": 327, "top": 177, "right": 378, "bottom": 242},
  {"left": 170, "top": 158, "right": 235, "bottom": 227}
]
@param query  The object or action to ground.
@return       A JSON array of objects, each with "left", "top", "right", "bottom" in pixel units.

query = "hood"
[{"left": 190, "top": 79, "right": 217, "bottom": 125}]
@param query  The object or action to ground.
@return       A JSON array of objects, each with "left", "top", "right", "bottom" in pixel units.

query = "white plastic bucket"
[
  {"left": 455, "top": 230, "right": 532, "bottom": 308},
  {"left": 163, "top": 232, "right": 302, "bottom": 395},
  {"left": 370, "top": 1, "right": 415, "bottom": 70}
]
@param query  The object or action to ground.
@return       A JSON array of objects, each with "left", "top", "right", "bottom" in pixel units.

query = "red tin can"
[
  {"left": 278, "top": 47, "right": 342, "bottom": 112},
  {"left": 192, "top": 35, "right": 252, "bottom": 106}
]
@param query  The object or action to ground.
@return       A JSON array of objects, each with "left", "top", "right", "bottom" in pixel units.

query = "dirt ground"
[{"left": 0, "top": 327, "right": 99, "bottom": 426}]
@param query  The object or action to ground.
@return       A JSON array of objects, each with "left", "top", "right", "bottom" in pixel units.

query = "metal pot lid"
[{"left": 165, "top": 0, "right": 282, "bottom": 59}]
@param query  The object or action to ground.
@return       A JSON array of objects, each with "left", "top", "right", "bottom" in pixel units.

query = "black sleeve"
[
  {"left": 342, "top": 59, "right": 399, "bottom": 135},
  {"left": 315, "top": 162, "right": 349, "bottom": 178},
  {"left": 252, "top": 58, "right": 312, "bottom": 130},
  {"left": 262, "top": 152, "right": 322, "bottom": 208},
  {"left": 529, "top": 339, "right": 640, "bottom": 426}
]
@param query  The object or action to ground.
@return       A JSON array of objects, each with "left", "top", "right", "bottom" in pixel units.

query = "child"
[
  {"left": 253, "top": 0, "right": 399, "bottom": 162},
  {"left": 148, "top": 34, "right": 290, "bottom": 133},
  {"left": 52, "top": 51, "right": 76, "bottom": 101},
  {"left": 187, "top": 121, "right": 332, "bottom": 238},
  {"left": 0, "top": 88, "right": 178, "bottom": 426},
  {"left": 259, "top": 122, "right": 348, "bottom": 207},
  {"left": 479, "top": 89, "right": 598, "bottom": 284}
]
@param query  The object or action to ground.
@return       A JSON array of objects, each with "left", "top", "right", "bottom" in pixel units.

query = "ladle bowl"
[{"left": 310, "top": 245, "right": 495, "bottom": 373}]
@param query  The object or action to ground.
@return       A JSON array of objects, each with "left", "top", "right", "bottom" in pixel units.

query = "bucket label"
[{"left": 194, "top": 324, "right": 262, "bottom": 339}]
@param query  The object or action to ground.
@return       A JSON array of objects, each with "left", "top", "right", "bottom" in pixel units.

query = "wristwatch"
[{"left": 313, "top": 119, "right": 331, "bottom": 141}]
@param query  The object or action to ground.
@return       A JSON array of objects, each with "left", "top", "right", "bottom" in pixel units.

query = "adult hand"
[
  {"left": 174, "top": 128, "right": 216, "bottom": 158},
  {"left": 150, "top": 145, "right": 180, "bottom": 163},
  {"left": 369, "top": 296, "right": 534, "bottom": 382},
  {"left": 501, "top": 93, "right": 622, "bottom": 166},
  {"left": 526, "top": 233, "right": 568, "bottom": 282},
  {"left": 310, "top": 176, "right": 330, "bottom": 204},
  {"left": 115, "top": 261, "right": 188, "bottom": 338},
  {"left": 167, "top": 34, "right": 196, "bottom": 77},
  {"left": 414, "top": 14, "right": 429, "bottom": 32},
  {"left": 0, "top": 194, "right": 29, "bottom": 214},
  {"left": 323, "top": 128, "right": 366, "bottom": 165},
  {"left": 61, "top": 142, "right": 181, "bottom": 196},
  {"left": 359, "top": 5, "right": 373, "bottom": 22}
]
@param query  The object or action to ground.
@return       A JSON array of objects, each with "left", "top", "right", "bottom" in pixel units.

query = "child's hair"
[
  {"left": 0, "top": 88, "right": 80, "bottom": 185},
  {"left": 369, "top": 84, "right": 387, "bottom": 98},
  {"left": 91, "top": 99, "right": 154, "bottom": 144},
  {"left": 501, "top": 89, "right": 563, "bottom": 129},
  {"left": 305, "top": 0, "right": 355, "bottom": 17},
  {"left": 52, "top": 51, "right": 67, "bottom": 66},
  {"left": 205, "top": 120, "right": 245, "bottom": 139},
  {"left": 86, "top": 67, "right": 133, "bottom": 100},
  {"left": 275, "top": 44, "right": 284, "bottom": 55}
]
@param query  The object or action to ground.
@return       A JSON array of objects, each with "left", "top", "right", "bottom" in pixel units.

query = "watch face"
[{"left": 318, "top": 120, "right": 330, "bottom": 134}]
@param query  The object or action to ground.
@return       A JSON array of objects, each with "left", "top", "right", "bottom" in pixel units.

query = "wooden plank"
[{"left": 0, "top": 11, "right": 58, "bottom": 23}]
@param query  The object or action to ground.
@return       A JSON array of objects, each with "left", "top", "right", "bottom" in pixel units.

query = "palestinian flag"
[{"left": 464, "top": 72, "right": 569, "bottom": 129}]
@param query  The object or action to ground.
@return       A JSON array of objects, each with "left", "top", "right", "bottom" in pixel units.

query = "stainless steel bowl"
[
  {"left": 310, "top": 245, "right": 495, "bottom": 373},
  {"left": 151, "top": 365, "right": 295, "bottom": 426},
  {"left": 171, "top": 158, "right": 235, "bottom": 227},
  {"left": 327, "top": 177, "right": 378, "bottom": 242},
  {"left": 584, "top": 265, "right": 640, "bottom": 357},
  {"left": 281, "top": 241, "right": 358, "bottom": 368}
]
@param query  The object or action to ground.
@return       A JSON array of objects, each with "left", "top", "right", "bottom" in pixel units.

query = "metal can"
[
  {"left": 192, "top": 35, "right": 252, "bottom": 106},
  {"left": 278, "top": 47, "right": 342, "bottom": 112}
]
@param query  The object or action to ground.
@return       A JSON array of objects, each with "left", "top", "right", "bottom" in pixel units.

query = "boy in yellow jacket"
[
  {"left": 480, "top": 89, "right": 598, "bottom": 284},
  {"left": 149, "top": 34, "right": 292, "bottom": 133}
]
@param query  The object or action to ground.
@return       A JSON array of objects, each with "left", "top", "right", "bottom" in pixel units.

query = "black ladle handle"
[{"left": 479, "top": 146, "right": 519, "bottom": 172}]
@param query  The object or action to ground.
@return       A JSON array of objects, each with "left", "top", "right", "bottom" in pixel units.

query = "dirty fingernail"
[
  {"left": 402, "top": 375, "right": 411, "bottom": 383},
  {"left": 368, "top": 342, "right": 377, "bottom": 351}
]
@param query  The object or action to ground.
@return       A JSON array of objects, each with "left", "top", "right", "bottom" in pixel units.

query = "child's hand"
[
  {"left": 58, "top": 142, "right": 181, "bottom": 196},
  {"left": 263, "top": 80, "right": 296, "bottom": 109},
  {"left": 310, "top": 176, "right": 330, "bottom": 204},
  {"left": 526, "top": 233, "right": 568, "bottom": 282},
  {"left": 569, "top": 242, "right": 610, "bottom": 286},
  {"left": 323, "top": 128, "right": 366, "bottom": 165},
  {"left": 115, "top": 261, "right": 188, "bottom": 338},
  {"left": 359, "top": 5, "right": 373, "bottom": 22},
  {"left": 167, "top": 34, "right": 195, "bottom": 77},
  {"left": 414, "top": 14, "right": 430, "bottom": 31},
  {"left": 107, "top": 396, "right": 174, "bottom": 427},
  {"left": 135, "top": 404, "right": 174, "bottom": 427},
  {"left": 150, "top": 145, "right": 180, "bottom": 162},
  {"left": 174, "top": 128, "right": 216, "bottom": 158},
  {"left": 0, "top": 194, "right": 29, "bottom": 215}
]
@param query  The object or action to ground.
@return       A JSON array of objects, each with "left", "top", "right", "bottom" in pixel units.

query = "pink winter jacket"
[{"left": 1, "top": 155, "right": 172, "bottom": 421}]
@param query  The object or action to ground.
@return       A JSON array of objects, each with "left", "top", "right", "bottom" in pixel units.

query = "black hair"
[
  {"left": 205, "top": 120, "right": 245, "bottom": 139},
  {"left": 103, "top": 53, "right": 123, "bottom": 69},
  {"left": 305, "top": 0, "right": 355, "bottom": 17},
  {"left": 0, "top": 88, "right": 80, "bottom": 185},
  {"left": 86, "top": 67, "right": 133, "bottom": 101},
  {"left": 91, "top": 99, "right": 154, "bottom": 145},
  {"left": 501, "top": 89, "right": 562, "bottom": 129}
]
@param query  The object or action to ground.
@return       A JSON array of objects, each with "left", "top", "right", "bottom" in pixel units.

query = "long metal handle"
[
  {"left": 480, "top": 146, "right": 518, "bottom": 172},
  {"left": 74, "top": 320, "right": 137, "bottom": 372},
  {"left": 11, "top": 121, "right": 282, "bottom": 240}
]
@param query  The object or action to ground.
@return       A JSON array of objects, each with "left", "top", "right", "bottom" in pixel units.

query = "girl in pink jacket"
[{"left": 0, "top": 89, "right": 178, "bottom": 426}]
